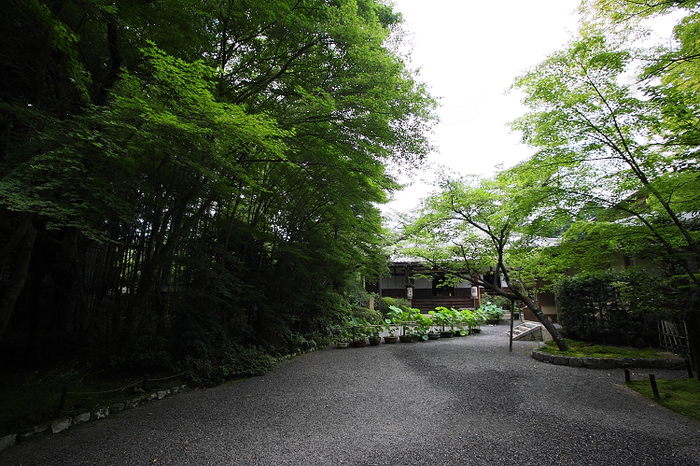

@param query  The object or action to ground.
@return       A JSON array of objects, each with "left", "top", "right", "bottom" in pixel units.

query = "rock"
[
  {"left": 110, "top": 403, "right": 125, "bottom": 414},
  {"left": 551, "top": 355, "right": 570, "bottom": 365},
  {"left": 581, "top": 357, "right": 599, "bottom": 369},
  {"left": 531, "top": 350, "right": 689, "bottom": 371},
  {"left": 0, "top": 434, "right": 17, "bottom": 451},
  {"left": 0, "top": 381, "right": 186, "bottom": 453},
  {"left": 658, "top": 358, "right": 686, "bottom": 370},
  {"left": 51, "top": 417, "right": 72, "bottom": 434},
  {"left": 569, "top": 357, "right": 584, "bottom": 368},
  {"left": 73, "top": 412, "right": 91, "bottom": 425},
  {"left": 598, "top": 358, "right": 617, "bottom": 370},
  {"left": 33, "top": 423, "right": 50, "bottom": 435},
  {"left": 631, "top": 357, "right": 651, "bottom": 369},
  {"left": 125, "top": 397, "right": 142, "bottom": 409},
  {"left": 615, "top": 358, "right": 633, "bottom": 368}
]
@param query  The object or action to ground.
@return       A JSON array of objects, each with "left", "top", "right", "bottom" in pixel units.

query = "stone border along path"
[
  {"left": 531, "top": 348, "right": 688, "bottom": 370},
  {"left": 0, "top": 348, "right": 327, "bottom": 452},
  {"left": 0, "top": 384, "right": 191, "bottom": 451},
  {"left": 1, "top": 324, "right": 699, "bottom": 466}
]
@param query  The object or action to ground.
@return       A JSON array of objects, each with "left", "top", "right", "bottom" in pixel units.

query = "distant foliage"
[
  {"left": 555, "top": 271, "right": 656, "bottom": 346},
  {"left": 351, "top": 305, "right": 382, "bottom": 324},
  {"left": 379, "top": 297, "right": 410, "bottom": 315},
  {"left": 489, "top": 295, "right": 512, "bottom": 311}
]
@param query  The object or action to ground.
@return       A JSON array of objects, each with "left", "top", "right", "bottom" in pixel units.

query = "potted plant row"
[
  {"left": 334, "top": 317, "right": 385, "bottom": 348},
  {"left": 334, "top": 304, "right": 493, "bottom": 349},
  {"left": 429, "top": 307, "right": 485, "bottom": 336},
  {"left": 387, "top": 305, "right": 423, "bottom": 342}
]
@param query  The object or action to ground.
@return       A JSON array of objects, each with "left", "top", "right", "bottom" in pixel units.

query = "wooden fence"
[{"left": 658, "top": 320, "right": 690, "bottom": 356}]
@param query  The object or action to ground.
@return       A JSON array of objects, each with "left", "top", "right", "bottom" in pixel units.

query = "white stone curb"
[{"left": 0, "top": 384, "right": 188, "bottom": 452}]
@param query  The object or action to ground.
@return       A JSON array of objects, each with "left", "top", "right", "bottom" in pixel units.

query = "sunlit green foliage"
[{"left": 509, "top": 0, "right": 700, "bottom": 365}]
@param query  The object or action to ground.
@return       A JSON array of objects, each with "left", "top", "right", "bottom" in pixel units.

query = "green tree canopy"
[
  {"left": 0, "top": 0, "right": 438, "bottom": 374},
  {"left": 508, "top": 0, "right": 700, "bottom": 366},
  {"left": 398, "top": 171, "right": 570, "bottom": 350}
]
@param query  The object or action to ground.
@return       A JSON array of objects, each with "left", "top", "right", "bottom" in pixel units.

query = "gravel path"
[{"left": 2, "top": 325, "right": 699, "bottom": 465}]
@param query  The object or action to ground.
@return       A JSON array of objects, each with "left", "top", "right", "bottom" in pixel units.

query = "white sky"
[{"left": 383, "top": 0, "right": 582, "bottom": 216}]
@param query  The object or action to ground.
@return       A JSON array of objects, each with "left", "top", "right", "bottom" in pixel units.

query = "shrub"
[
  {"left": 21, "top": 361, "right": 91, "bottom": 423},
  {"left": 351, "top": 305, "right": 382, "bottom": 324},
  {"left": 379, "top": 296, "right": 410, "bottom": 314},
  {"left": 279, "top": 330, "right": 318, "bottom": 354},
  {"left": 113, "top": 334, "right": 173, "bottom": 371},
  {"left": 176, "top": 342, "right": 277, "bottom": 386},
  {"left": 489, "top": 295, "right": 512, "bottom": 310},
  {"left": 555, "top": 271, "right": 656, "bottom": 346},
  {"left": 170, "top": 304, "right": 277, "bottom": 386}
]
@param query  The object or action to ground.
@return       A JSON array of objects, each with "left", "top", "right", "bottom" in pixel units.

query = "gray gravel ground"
[{"left": 2, "top": 324, "right": 699, "bottom": 465}]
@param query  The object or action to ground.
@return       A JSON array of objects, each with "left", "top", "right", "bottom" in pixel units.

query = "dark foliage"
[
  {"left": 555, "top": 271, "right": 658, "bottom": 347},
  {"left": 0, "top": 0, "right": 436, "bottom": 384}
]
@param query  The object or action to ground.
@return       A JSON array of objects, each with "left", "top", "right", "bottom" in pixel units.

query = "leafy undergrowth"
[
  {"left": 627, "top": 378, "right": 700, "bottom": 423},
  {"left": 539, "top": 338, "right": 675, "bottom": 359},
  {"left": 0, "top": 368, "right": 189, "bottom": 438}
]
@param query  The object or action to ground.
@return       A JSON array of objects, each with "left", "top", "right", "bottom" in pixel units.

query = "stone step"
[{"left": 510, "top": 321, "right": 544, "bottom": 341}]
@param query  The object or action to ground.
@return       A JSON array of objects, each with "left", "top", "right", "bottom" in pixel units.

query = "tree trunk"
[
  {"left": 685, "top": 291, "right": 700, "bottom": 380},
  {"left": 0, "top": 221, "right": 37, "bottom": 342},
  {"left": 507, "top": 284, "right": 569, "bottom": 351},
  {"left": 0, "top": 212, "right": 32, "bottom": 263},
  {"left": 522, "top": 294, "right": 570, "bottom": 351},
  {"left": 458, "top": 268, "right": 569, "bottom": 351}
]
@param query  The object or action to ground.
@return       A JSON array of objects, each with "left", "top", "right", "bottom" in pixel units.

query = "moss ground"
[
  {"left": 540, "top": 338, "right": 699, "bottom": 423},
  {"left": 627, "top": 378, "right": 700, "bottom": 423},
  {"left": 539, "top": 338, "right": 673, "bottom": 359}
]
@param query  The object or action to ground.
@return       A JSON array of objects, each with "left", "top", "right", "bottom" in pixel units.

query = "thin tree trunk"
[
  {"left": 517, "top": 291, "right": 569, "bottom": 351},
  {"left": 0, "top": 212, "right": 32, "bottom": 263},
  {"left": 686, "top": 310, "right": 700, "bottom": 380},
  {"left": 0, "top": 222, "right": 37, "bottom": 342}
]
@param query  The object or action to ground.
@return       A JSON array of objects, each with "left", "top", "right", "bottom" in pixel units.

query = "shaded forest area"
[{"left": 0, "top": 0, "right": 437, "bottom": 382}]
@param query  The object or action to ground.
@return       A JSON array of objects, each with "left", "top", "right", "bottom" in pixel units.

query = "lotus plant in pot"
[
  {"left": 367, "top": 323, "right": 382, "bottom": 345},
  {"left": 383, "top": 306, "right": 403, "bottom": 343},
  {"left": 453, "top": 308, "right": 469, "bottom": 336},
  {"left": 397, "top": 306, "right": 422, "bottom": 342},
  {"left": 426, "top": 316, "right": 442, "bottom": 340},
  {"left": 413, "top": 312, "right": 433, "bottom": 342},
  {"left": 458, "top": 309, "right": 478, "bottom": 335},
  {"left": 349, "top": 318, "right": 368, "bottom": 347},
  {"left": 335, "top": 327, "right": 351, "bottom": 348},
  {"left": 430, "top": 307, "right": 455, "bottom": 338},
  {"left": 481, "top": 303, "right": 506, "bottom": 325}
]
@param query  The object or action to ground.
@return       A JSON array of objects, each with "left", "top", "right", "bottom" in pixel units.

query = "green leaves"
[
  {"left": 508, "top": 1, "right": 700, "bottom": 297},
  {"left": 0, "top": 0, "right": 439, "bottom": 362}
]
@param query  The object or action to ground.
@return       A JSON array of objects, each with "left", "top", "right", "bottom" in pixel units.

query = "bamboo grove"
[{"left": 0, "top": 0, "right": 438, "bottom": 375}]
